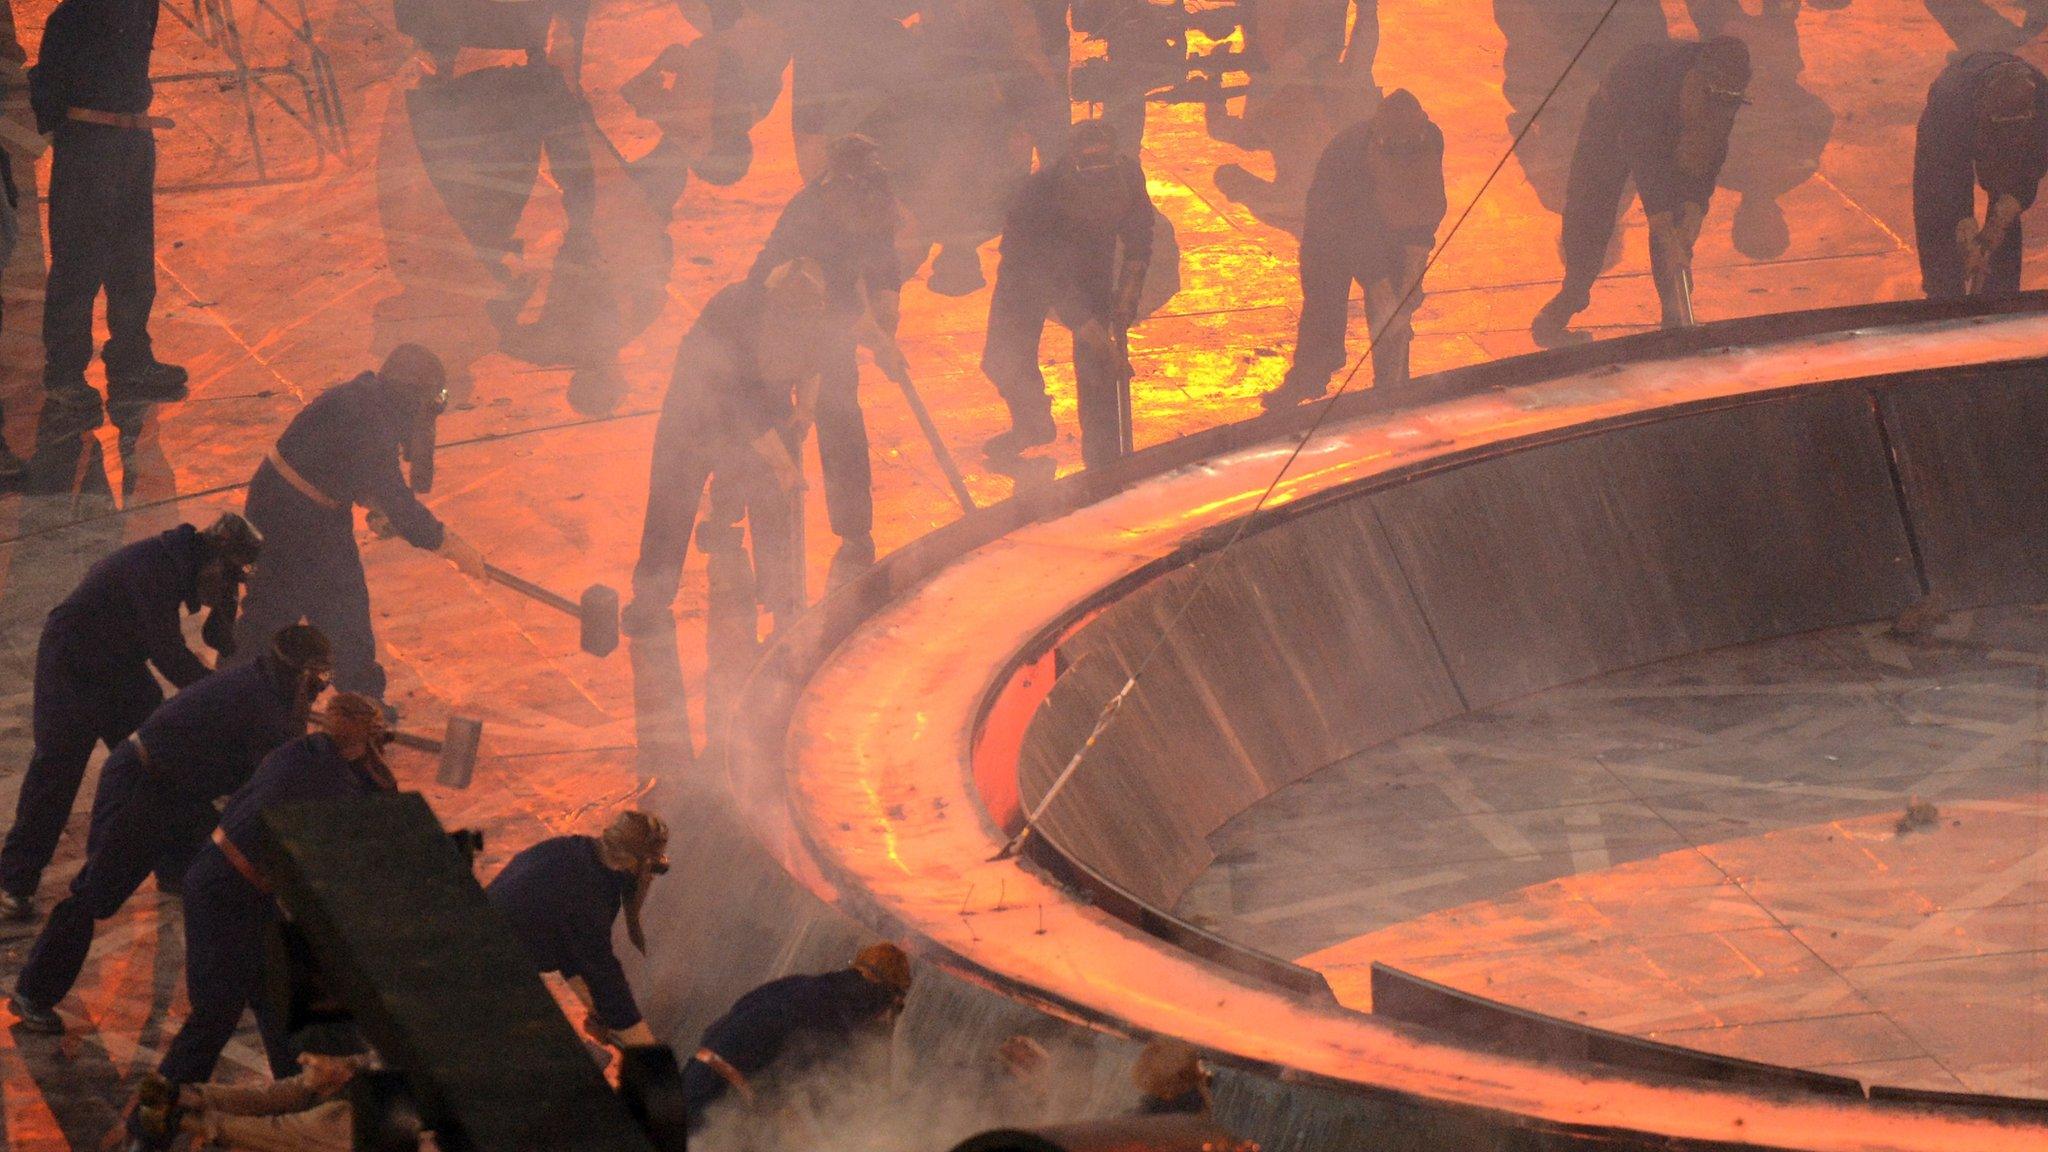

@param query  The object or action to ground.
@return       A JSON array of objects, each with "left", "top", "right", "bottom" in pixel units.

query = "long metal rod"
[
  {"left": 997, "top": 0, "right": 1633, "bottom": 860},
  {"left": 888, "top": 366, "right": 977, "bottom": 514}
]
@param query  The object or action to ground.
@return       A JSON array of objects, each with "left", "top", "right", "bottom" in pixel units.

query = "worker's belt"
[
  {"left": 65, "top": 108, "right": 174, "bottom": 131},
  {"left": 210, "top": 827, "right": 272, "bottom": 894},
  {"left": 265, "top": 448, "right": 341, "bottom": 510},
  {"left": 692, "top": 1048, "right": 755, "bottom": 1105}
]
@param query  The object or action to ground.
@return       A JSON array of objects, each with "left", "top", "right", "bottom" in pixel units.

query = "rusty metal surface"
[
  {"left": 1374, "top": 388, "right": 1919, "bottom": 711},
  {"left": 748, "top": 300, "right": 2048, "bottom": 1151},
  {"left": 1881, "top": 366, "right": 2048, "bottom": 611}
]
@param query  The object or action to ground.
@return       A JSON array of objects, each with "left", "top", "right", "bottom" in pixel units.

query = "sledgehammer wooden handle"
[{"left": 483, "top": 563, "right": 580, "bottom": 617}]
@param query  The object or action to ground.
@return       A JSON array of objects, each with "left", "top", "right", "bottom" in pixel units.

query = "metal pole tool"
[{"left": 879, "top": 354, "right": 977, "bottom": 514}]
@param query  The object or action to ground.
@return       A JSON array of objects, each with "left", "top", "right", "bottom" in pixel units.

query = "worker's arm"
[
  {"left": 1614, "top": 55, "right": 1697, "bottom": 222},
  {"left": 1414, "top": 124, "right": 1450, "bottom": 238},
  {"left": 565, "top": 908, "right": 650, "bottom": 1040},
  {"left": 27, "top": 0, "right": 84, "bottom": 134},
  {"left": 1913, "top": 76, "right": 1982, "bottom": 234},
  {"left": 562, "top": 976, "right": 660, "bottom": 1047},
  {"left": 792, "top": 368, "right": 821, "bottom": 435},
  {"left": 1111, "top": 169, "right": 1156, "bottom": 328},
  {"left": 128, "top": 556, "right": 210, "bottom": 689},
  {"left": 747, "top": 190, "right": 816, "bottom": 284},
  {"left": 751, "top": 428, "right": 803, "bottom": 493},
  {"left": 858, "top": 287, "right": 909, "bottom": 384},
  {"left": 363, "top": 437, "right": 446, "bottom": 553}
]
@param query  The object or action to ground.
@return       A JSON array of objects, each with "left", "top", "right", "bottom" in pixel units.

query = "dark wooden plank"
[{"left": 260, "top": 794, "right": 656, "bottom": 1152}]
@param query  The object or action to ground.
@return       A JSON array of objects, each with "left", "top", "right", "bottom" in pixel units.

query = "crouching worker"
[
  {"left": 681, "top": 942, "right": 914, "bottom": 1130},
  {"left": 0, "top": 513, "right": 263, "bottom": 918},
  {"left": 487, "top": 810, "right": 670, "bottom": 1050},
  {"left": 10, "top": 625, "right": 330, "bottom": 1035}
]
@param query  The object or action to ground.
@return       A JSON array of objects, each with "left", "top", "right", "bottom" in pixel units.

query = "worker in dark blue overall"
[
  {"left": 622, "top": 259, "right": 829, "bottom": 637},
  {"left": 0, "top": 514, "right": 263, "bottom": 920},
  {"left": 680, "top": 942, "right": 913, "bottom": 1131},
  {"left": 1913, "top": 52, "right": 2048, "bottom": 299},
  {"left": 231, "top": 345, "right": 488, "bottom": 708},
  {"left": 486, "top": 810, "right": 669, "bottom": 1052},
  {"left": 746, "top": 134, "right": 906, "bottom": 584},
  {"left": 150, "top": 693, "right": 398, "bottom": 1095},
  {"left": 1530, "top": 37, "right": 1751, "bottom": 347},
  {"left": 981, "top": 121, "right": 1155, "bottom": 471},
  {"left": 7, "top": 626, "right": 331, "bottom": 1035},
  {"left": 29, "top": 0, "right": 191, "bottom": 427},
  {"left": 1262, "top": 89, "right": 1446, "bottom": 410}
]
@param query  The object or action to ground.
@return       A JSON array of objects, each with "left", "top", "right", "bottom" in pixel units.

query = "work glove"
[
  {"left": 1957, "top": 217, "right": 1992, "bottom": 294},
  {"left": 1075, "top": 317, "right": 1116, "bottom": 356},
  {"left": 868, "top": 333, "right": 911, "bottom": 385},
  {"left": 1399, "top": 244, "right": 1431, "bottom": 293},
  {"left": 752, "top": 428, "right": 804, "bottom": 493},
  {"left": 438, "top": 529, "right": 488, "bottom": 580},
  {"left": 1963, "top": 194, "right": 2024, "bottom": 294},
  {"left": 1648, "top": 211, "right": 1694, "bottom": 274},
  {"left": 1677, "top": 202, "right": 1706, "bottom": 250},
  {"left": 1111, "top": 261, "right": 1148, "bottom": 331}
]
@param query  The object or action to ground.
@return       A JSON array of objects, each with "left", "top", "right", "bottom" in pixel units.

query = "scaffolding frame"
[{"left": 153, "top": 0, "right": 349, "bottom": 186}]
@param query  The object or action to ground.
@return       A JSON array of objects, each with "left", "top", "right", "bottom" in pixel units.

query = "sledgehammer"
[
  {"left": 483, "top": 563, "right": 620, "bottom": 657},
  {"left": 386, "top": 716, "right": 486, "bottom": 789}
]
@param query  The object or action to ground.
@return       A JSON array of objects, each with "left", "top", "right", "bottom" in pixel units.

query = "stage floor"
[{"left": 1180, "top": 605, "right": 2048, "bottom": 1098}]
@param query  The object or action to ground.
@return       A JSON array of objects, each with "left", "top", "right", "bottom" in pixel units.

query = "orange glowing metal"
[{"left": 787, "top": 311, "right": 2048, "bottom": 1151}]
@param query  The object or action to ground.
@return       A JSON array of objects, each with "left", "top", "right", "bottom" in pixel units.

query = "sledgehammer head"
[
  {"left": 581, "top": 584, "right": 620, "bottom": 657},
  {"left": 437, "top": 715, "right": 484, "bottom": 789}
]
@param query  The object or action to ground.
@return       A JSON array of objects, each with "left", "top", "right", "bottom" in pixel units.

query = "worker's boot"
[
  {"left": 828, "top": 533, "right": 876, "bottom": 590},
  {"left": 927, "top": 243, "right": 985, "bottom": 297},
  {"left": 0, "top": 439, "right": 23, "bottom": 486},
  {"left": 1530, "top": 290, "right": 1591, "bottom": 349},
  {"left": 103, "top": 347, "right": 190, "bottom": 403},
  {"left": 117, "top": 1073, "right": 182, "bottom": 1152},
  {"left": 567, "top": 363, "right": 628, "bottom": 417},
  {"left": 8, "top": 988, "right": 62, "bottom": 1034},
  {"left": 984, "top": 403, "right": 1056, "bottom": 460},
  {"left": 1260, "top": 366, "right": 1330, "bottom": 412},
  {"left": 41, "top": 378, "right": 105, "bottom": 434},
  {"left": 134, "top": 1073, "right": 182, "bottom": 1138},
  {"left": 621, "top": 596, "right": 673, "bottom": 637}
]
